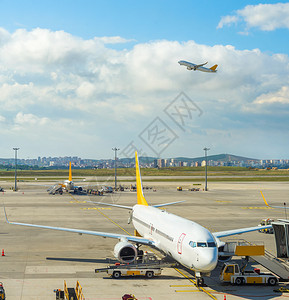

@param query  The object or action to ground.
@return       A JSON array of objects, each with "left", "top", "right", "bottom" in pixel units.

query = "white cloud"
[
  {"left": 217, "top": 15, "right": 239, "bottom": 29},
  {"left": 218, "top": 3, "right": 289, "bottom": 31},
  {"left": 14, "top": 112, "right": 49, "bottom": 126},
  {"left": 0, "top": 27, "right": 289, "bottom": 158},
  {"left": 253, "top": 86, "right": 289, "bottom": 105},
  {"left": 95, "top": 36, "right": 135, "bottom": 44}
]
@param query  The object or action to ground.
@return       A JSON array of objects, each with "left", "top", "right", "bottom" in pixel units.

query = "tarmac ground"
[{"left": 1, "top": 179, "right": 289, "bottom": 299}]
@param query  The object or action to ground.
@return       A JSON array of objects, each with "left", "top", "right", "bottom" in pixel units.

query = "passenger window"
[
  {"left": 235, "top": 265, "right": 240, "bottom": 273},
  {"left": 197, "top": 242, "right": 207, "bottom": 247},
  {"left": 208, "top": 242, "right": 216, "bottom": 247}
]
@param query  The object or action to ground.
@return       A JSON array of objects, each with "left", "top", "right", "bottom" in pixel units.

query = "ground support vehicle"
[
  {"left": 96, "top": 264, "right": 163, "bottom": 278},
  {"left": 0, "top": 282, "right": 5, "bottom": 300},
  {"left": 220, "top": 262, "right": 278, "bottom": 285},
  {"left": 259, "top": 219, "right": 274, "bottom": 234},
  {"left": 95, "top": 254, "right": 176, "bottom": 279}
]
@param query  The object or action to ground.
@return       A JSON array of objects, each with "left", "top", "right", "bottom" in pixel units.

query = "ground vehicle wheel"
[
  {"left": 268, "top": 277, "right": 277, "bottom": 286},
  {"left": 112, "top": 271, "right": 121, "bottom": 279},
  {"left": 146, "top": 271, "right": 154, "bottom": 278},
  {"left": 235, "top": 277, "right": 243, "bottom": 285}
]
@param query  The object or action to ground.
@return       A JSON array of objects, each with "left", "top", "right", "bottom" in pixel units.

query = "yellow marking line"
[
  {"left": 241, "top": 207, "right": 273, "bottom": 209},
  {"left": 82, "top": 207, "right": 111, "bottom": 210},
  {"left": 170, "top": 285, "right": 195, "bottom": 287},
  {"left": 215, "top": 201, "right": 232, "bottom": 203},
  {"left": 95, "top": 208, "right": 132, "bottom": 236},
  {"left": 69, "top": 193, "right": 132, "bottom": 235},
  {"left": 174, "top": 268, "right": 217, "bottom": 300}
]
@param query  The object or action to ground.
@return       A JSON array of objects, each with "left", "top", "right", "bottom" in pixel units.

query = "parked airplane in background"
[
  {"left": 4, "top": 153, "right": 271, "bottom": 286},
  {"left": 178, "top": 60, "right": 218, "bottom": 73},
  {"left": 48, "top": 162, "right": 84, "bottom": 194}
]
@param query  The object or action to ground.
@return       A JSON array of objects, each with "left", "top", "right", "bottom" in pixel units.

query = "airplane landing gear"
[{"left": 197, "top": 277, "right": 204, "bottom": 287}]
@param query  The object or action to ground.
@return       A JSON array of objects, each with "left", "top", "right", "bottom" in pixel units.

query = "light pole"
[
  {"left": 13, "top": 147, "right": 20, "bottom": 191},
  {"left": 203, "top": 147, "right": 210, "bottom": 191},
  {"left": 112, "top": 147, "right": 120, "bottom": 190}
]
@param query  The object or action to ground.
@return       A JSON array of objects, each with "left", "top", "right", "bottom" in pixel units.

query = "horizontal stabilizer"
[
  {"left": 86, "top": 200, "right": 132, "bottom": 210},
  {"left": 153, "top": 200, "right": 185, "bottom": 208}
]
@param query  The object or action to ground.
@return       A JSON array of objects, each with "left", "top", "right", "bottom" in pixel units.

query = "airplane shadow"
[{"left": 46, "top": 257, "right": 118, "bottom": 264}]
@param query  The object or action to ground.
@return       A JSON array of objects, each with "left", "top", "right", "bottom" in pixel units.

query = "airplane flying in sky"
[
  {"left": 4, "top": 152, "right": 271, "bottom": 286},
  {"left": 178, "top": 60, "right": 218, "bottom": 73}
]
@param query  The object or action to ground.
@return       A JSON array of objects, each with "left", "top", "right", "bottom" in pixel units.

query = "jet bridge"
[{"left": 272, "top": 221, "right": 289, "bottom": 258}]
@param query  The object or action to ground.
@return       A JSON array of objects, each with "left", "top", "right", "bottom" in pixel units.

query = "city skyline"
[{"left": 0, "top": 1, "right": 289, "bottom": 159}]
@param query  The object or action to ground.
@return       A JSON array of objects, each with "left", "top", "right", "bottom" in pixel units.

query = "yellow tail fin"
[
  {"left": 210, "top": 64, "right": 218, "bottom": 71},
  {"left": 135, "top": 152, "right": 148, "bottom": 206},
  {"left": 69, "top": 162, "right": 72, "bottom": 182}
]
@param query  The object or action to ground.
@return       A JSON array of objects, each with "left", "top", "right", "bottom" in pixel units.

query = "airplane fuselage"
[
  {"left": 132, "top": 204, "right": 218, "bottom": 273},
  {"left": 63, "top": 180, "right": 74, "bottom": 191},
  {"left": 178, "top": 60, "right": 217, "bottom": 73}
]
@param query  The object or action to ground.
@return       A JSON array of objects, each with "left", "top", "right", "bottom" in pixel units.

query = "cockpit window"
[
  {"left": 189, "top": 241, "right": 216, "bottom": 248},
  {"left": 197, "top": 242, "right": 207, "bottom": 247},
  {"left": 189, "top": 241, "right": 197, "bottom": 248}
]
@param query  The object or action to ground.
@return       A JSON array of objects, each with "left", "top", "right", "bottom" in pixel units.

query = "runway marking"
[
  {"left": 215, "top": 201, "right": 232, "bottom": 203},
  {"left": 174, "top": 268, "right": 217, "bottom": 300},
  {"left": 170, "top": 285, "right": 195, "bottom": 287},
  {"left": 82, "top": 207, "right": 111, "bottom": 210},
  {"left": 94, "top": 206, "right": 131, "bottom": 236},
  {"left": 241, "top": 207, "right": 273, "bottom": 209}
]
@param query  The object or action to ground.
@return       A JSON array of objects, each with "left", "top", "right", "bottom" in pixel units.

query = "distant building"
[{"left": 157, "top": 159, "right": 165, "bottom": 168}]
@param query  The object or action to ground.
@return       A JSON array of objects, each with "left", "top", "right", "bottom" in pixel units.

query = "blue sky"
[{"left": 0, "top": 1, "right": 289, "bottom": 159}]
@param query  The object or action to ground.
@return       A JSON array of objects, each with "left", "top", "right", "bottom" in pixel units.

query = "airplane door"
[{"left": 177, "top": 233, "right": 186, "bottom": 254}]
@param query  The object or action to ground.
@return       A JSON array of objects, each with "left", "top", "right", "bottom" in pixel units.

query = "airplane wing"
[
  {"left": 195, "top": 62, "right": 208, "bottom": 68},
  {"left": 153, "top": 201, "right": 186, "bottom": 208},
  {"left": 3, "top": 207, "right": 155, "bottom": 246},
  {"left": 213, "top": 225, "right": 272, "bottom": 238}
]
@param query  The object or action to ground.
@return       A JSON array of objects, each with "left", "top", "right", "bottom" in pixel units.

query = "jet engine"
[
  {"left": 114, "top": 241, "right": 138, "bottom": 263},
  {"left": 187, "top": 67, "right": 192, "bottom": 70}
]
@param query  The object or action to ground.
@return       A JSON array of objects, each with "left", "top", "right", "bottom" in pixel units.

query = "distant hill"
[
  {"left": 172, "top": 154, "right": 259, "bottom": 163},
  {"left": 118, "top": 154, "right": 259, "bottom": 164}
]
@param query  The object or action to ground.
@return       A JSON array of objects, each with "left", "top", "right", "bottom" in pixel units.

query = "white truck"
[{"left": 220, "top": 263, "right": 278, "bottom": 286}]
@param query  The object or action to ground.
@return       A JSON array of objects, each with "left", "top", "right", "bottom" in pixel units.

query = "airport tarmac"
[{"left": 1, "top": 180, "right": 289, "bottom": 299}]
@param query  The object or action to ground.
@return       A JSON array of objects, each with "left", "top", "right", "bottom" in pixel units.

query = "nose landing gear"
[{"left": 196, "top": 277, "right": 204, "bottom": 286}]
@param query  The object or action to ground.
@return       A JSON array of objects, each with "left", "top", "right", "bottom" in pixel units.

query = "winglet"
[
  {"left": 135, "top": 152, "right": 148, "bottom": 206},
  {"left": 260, "top": 191, "right": 270, "bottom": 207},
  {"left": 68, "top": 162, "right": 72, "bottom": 182},
  {"left": 210, "top": 64, "right": 218, "bottom": 71}
]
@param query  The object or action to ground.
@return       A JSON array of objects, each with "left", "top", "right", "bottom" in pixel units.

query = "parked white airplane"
[
  {"left": 4, "top": 153, "right": 271, "bottom": 285},
  {"left": 178, "top": 60, "right": 218, "bottom": 73},
  {"left": 49, "top": 162, "right": 83, "bottom": 194}
]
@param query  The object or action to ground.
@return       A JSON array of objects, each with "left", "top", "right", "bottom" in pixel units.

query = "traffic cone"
[
  {"left": 2, "top": 249, "right": 5, "bottom": 256},
  {"left": 224, "top": 295, "right": 226, "bottom": 300}
]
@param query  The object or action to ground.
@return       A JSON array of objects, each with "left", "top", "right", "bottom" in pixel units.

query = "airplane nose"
[{"left": 196, "top": 250, "right": 218, "bottom": 272}]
